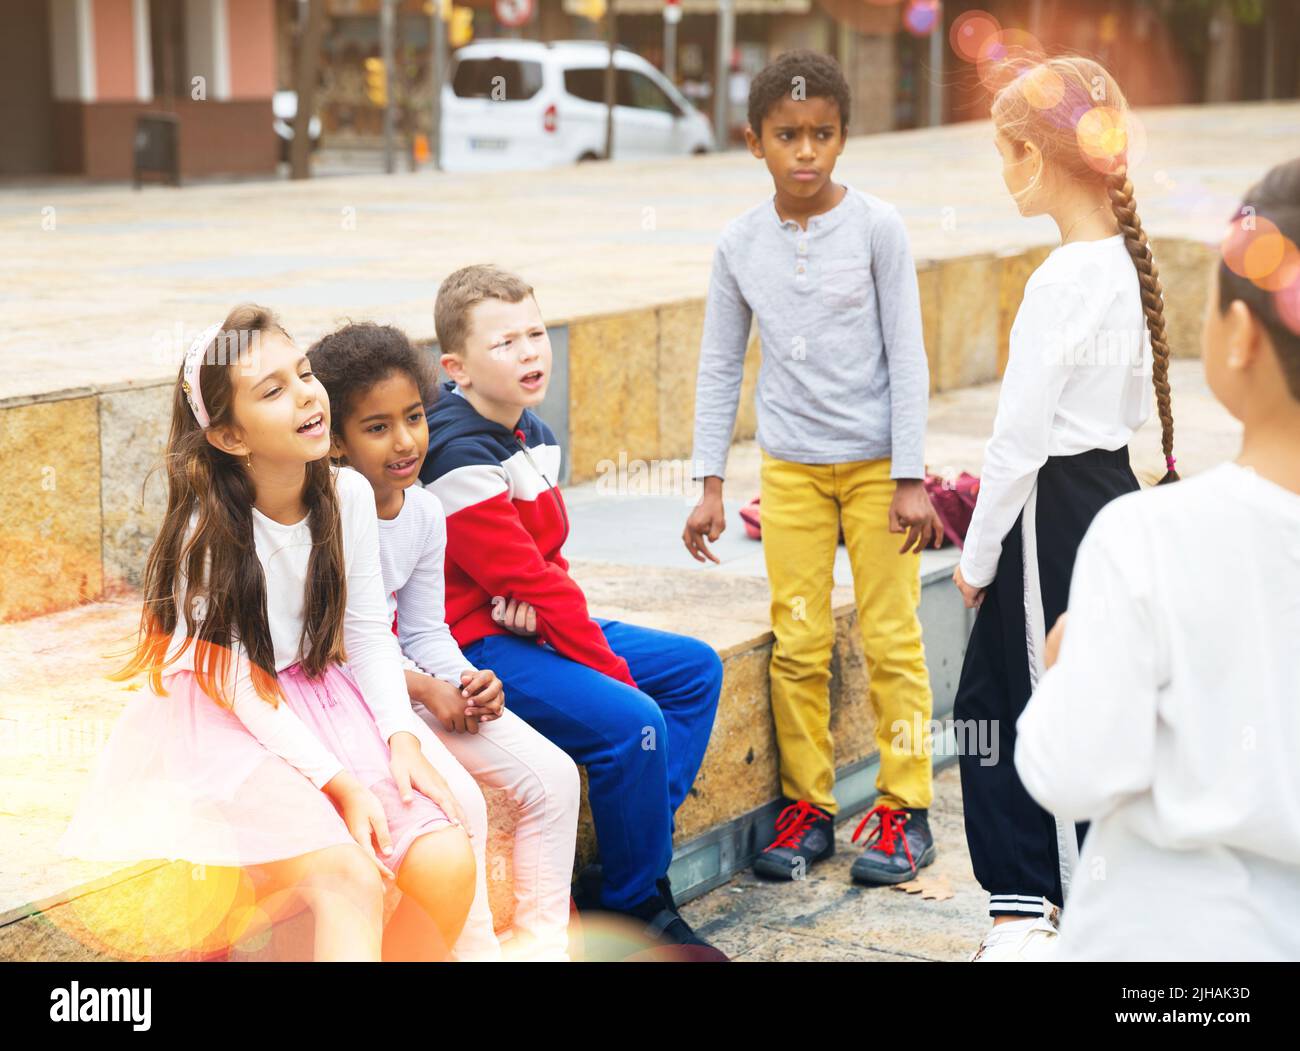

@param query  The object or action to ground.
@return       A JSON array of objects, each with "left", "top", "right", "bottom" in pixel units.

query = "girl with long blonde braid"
[{"left": 949, "top": 55, "right": 1177, "bottom": 961}]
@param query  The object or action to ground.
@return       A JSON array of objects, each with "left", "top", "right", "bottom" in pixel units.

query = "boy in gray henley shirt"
[{"left": 682, "top": 50, "right": 943, "bottom": 889}]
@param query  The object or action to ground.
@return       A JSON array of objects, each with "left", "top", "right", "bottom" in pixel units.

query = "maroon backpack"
[
  {"left": 923, "top": 471, "right": 980, "bottom": 549},
  {"left": 737, "top": 471, "right": 980, "bottom": 549}
]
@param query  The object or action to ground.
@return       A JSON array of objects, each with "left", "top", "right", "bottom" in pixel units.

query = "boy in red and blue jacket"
[{"left": 420, "top": 264, "right": 725, "bottom": 957}]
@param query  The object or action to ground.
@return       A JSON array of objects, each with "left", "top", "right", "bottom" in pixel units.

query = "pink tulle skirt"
[{"left": 60, "top": 662, "right": 453, "bottom": 873}]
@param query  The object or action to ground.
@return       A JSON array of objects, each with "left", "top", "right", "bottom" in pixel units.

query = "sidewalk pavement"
[
  {"left": 680, "top": 764, "right": 983, "bottom": 962},
  {"left": 4, "top": 102, "right": 1297, "bottom": 403}
]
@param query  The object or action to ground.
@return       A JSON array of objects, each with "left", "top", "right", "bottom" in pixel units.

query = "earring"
[{"left": 245, "top": 452, "right": 252, "bottom": 469}]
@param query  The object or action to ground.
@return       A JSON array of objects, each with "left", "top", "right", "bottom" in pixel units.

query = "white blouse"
[
  {"left": 960, "top": 235, "right": 1153, "bottom": 587},
  {"left": 374, "top": 480, "right": 477, "bottom": 684},
  {"left": 164, "top": 466, "right": 425, "bottom": 788},
  {"left": 1016, "top": 463, "right": 1300, "bottom": 960}
]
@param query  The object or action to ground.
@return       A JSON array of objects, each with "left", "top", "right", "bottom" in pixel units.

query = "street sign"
[{"left": 494, "top": 0, "right": 533, "bottom": 27}]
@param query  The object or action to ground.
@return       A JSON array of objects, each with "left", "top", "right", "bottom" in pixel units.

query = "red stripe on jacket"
[{"left": 437, "top": 469, "right": 637, "bottom": 689}]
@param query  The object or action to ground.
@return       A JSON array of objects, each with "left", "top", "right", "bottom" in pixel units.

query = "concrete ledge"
[
  {"left": 0, "top": 555, "right": 970, "bottom": 960},
  {"left": 0, "top": 237, "right": 1215, "bottom": 623}
]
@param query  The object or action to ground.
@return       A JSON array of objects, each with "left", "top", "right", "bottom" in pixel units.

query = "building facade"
[{"left": 2, "top": 0, "right": 280, "bottom": 180}]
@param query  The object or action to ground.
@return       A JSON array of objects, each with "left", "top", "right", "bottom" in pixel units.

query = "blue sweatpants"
[{"left": 462, "top": 619, "right": 723, "bottom": 911}]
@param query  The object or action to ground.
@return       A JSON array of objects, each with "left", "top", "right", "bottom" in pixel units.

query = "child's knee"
[
  {"left": 515, "top": 743, "right": 582, "bottom": 818},
  {"left": 550, "top": 750, "right": 582, "bottom": 814},
  {"left": 437, "top": 829, "right": 477, "bottom": 900},
  {"left": 622, "top": 703, "right": 668, "bottom": 760},
  {"left": 694, "top": 642, "right": 725, "bottom": 693},
  {"left": 771, "top": 634, "right": 835, "bottom": 673},
  {"left": 408, "top": 826, "right": 476, "bottom": 895},
  {"left": 307, "top": 844, "right": 385, "bottom": 907}
]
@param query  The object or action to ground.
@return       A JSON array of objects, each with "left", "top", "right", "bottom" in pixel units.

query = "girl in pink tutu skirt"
[{"left": 61, "top": 304, "right": 476, "bottom": 961}]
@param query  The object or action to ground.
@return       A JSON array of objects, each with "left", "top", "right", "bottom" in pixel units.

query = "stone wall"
[{"left": 0, "top": 239, "right": 1217, "bottom": 623}]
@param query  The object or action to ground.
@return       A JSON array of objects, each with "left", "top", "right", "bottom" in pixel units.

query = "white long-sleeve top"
[
  {"left": 960, "top": 235, "right": 1153, "bottom": 587},
  {"left": 1015, "top": 462, "right": 1300, "bottom": 960},
  {"left": 372, "top": 480, "right": 477, "bottom": 684},
  {"left": 163, "top": 466, "right": 426, "bottom": 789}
]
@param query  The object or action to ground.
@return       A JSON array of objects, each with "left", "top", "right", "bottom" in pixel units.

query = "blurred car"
[
  {"left": 440, "top": 39, "right": 712, "bottom": 172},
  {"left": 273, "top": 90, "right": 323, "bottom": 162}
]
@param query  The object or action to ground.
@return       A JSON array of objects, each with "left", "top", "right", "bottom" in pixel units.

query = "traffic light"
[
  {"left": 364, "top": 56, "right": 387, "bottom": 107},
  {"left": 449, "top": 6, "right": 474, "bottom": 48}
]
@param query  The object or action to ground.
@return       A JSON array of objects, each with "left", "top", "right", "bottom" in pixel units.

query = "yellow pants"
[{"left": 760, "top": 452, "right": 934, "bottom": 815}]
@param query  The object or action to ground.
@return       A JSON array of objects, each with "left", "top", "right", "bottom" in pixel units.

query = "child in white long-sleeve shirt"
[
  {"left": 949, "top": 56, "right": 1180, "bottom": 962},
  {"left": 61, "top": 305, "right": 476, "bottom": 961},
  {"left": 1017, "top": 157, "right": 1300, "bottom": 961},
  {"left": 310, "top": 321, "right": 580, "bottom": 962}
]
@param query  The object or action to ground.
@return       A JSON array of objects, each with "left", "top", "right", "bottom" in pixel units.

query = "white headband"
[{"left": 181, "top": 322, "right": 223, "bottom": 429}]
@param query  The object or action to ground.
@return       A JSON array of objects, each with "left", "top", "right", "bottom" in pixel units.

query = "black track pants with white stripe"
[{"left": 954, "top": 447, "right": 1140, "bottom": 917}]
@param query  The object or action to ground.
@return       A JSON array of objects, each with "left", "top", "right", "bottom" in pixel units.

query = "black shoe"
[
  {"left": 577, "top": 870, "right": 729, "bottom": 960},
  {"left": 849, "top": 805, "right": 935, "bottom": 885},
  {"left": 752, "top": 800, "right": 835, "bottom": 880},
  {"left": 619, "top": 888, "right": 730, "bottom": 961}
]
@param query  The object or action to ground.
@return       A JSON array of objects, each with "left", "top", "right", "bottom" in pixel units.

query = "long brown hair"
[
  {"left": 114, "top": 304, "right": 348, "bottom": 706},
  {"left": 993, "top": 55, "right": 1179, "bottom": 484}
]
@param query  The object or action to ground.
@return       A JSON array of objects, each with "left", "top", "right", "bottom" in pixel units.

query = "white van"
[{"left": 440, "top": 39, "right": 713, "bottom": 172}]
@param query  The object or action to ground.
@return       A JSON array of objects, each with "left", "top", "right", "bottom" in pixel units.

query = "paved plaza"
[{"left": 3, "top": 101, "right": 1298, "bottom": 403}]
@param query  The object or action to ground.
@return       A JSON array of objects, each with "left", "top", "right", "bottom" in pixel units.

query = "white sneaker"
[{"left": 969, "top": 916, "right": 1060, "bottom": 961}]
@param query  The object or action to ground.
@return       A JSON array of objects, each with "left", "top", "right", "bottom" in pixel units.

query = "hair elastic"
[
  {"left": 181, "top": 322, "right": 224, "bottom": 429},
  {"left": 1166, "top": 455, "right": 1177, "bottom": 469}
]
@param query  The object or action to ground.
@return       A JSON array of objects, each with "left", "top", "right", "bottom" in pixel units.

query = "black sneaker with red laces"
[
  {"left": 752, "top": 799, "right": 835, "bottom": 880},
  {"left": 849, "top": 805, "right": 935, "bottom": 885}
]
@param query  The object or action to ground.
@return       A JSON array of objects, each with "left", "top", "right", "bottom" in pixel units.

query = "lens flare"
[
  {"left": 1020, "top": 64, "right": 1065, "bottom": 109},
  {"left": 903, "top": 0, "right": 940, "bottom": 36},
  {"left": 976, "top": 29, "right": 1045, "bottom": 93},
  {"left": 1119, "top": 110, "right": 1148, "bottom": 171},
  {"left": 1223, "top": 216, "right": 1283, "bottom": 281},
  {"left": 1277, "top": 274, "right": 1300, "bottom": 336},
  {"left": 1075, "top": 106, "right": 1128, "bottom": 172},
  {"left": 226, "top": 901, "right": 277, "bottom": 954},
  {"left": 570, "top": 910, "right": 712, "bottom": 962},
  {"left": 55, "top": 860, "right": 253, "bottom": 960},
  {"left": 1243, "top": 231, "right": 1288, "bottom": 284},
  {"left": 950, "top": 10, "right": 1000, "bottom": 64},
  {"left": 1256, "top": 237, "right": 1300, "bottom": 294},
  {"left": 1223, "top": 211, "right": 1300, "bottom": 335}
]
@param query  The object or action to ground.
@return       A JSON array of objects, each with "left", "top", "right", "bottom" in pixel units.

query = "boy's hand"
[
  {"left": 387, "top": 732, "right": 469, "bottom": 828},
  {"left": 491, "top": 596, "right": 537, "bottom": 636},
  {"left": 322, "top": 770, "right": 397, "bottom": 881},
  {"left": 952, "top": 565, "right": 986, "bottom": 610},
  {"left": 460, "top": 669, "right": 504, "bottom": 725},
  {"left": 684, "top": 478, "right": 726, "bottom": 564},
  {"left": 890, "top": 479, "right": 945, "bottom": 554},
  {"left": 412, "top": 676, "right": 479, "bottom": 735},
  {"left": 1044, "top": 613, "right": 1068, "bottom": 670}
]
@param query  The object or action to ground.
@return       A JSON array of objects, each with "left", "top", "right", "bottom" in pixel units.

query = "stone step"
[{"left": 0, "top": 551, "right": 970, "bottom": 960}]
